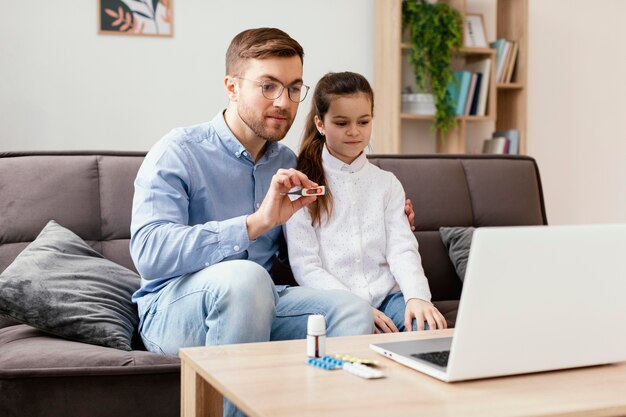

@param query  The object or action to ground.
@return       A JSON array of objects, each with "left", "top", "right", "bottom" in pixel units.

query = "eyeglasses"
[{"left": 235, "top": 77, "right": 310, "bottom": 103}]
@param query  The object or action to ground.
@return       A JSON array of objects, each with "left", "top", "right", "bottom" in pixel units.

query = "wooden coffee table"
[{"left": 179, "top": 329, "right": 626, "bottom": 417}]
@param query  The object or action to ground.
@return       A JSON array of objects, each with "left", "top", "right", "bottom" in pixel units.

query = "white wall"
[
  {"left": 1, "top": 0, "right": 624, "bottom": 225},
  {"left": 528, "top": 0, "right": 626, "bottom": 225},
  {"left": 0, "top": 0, "right": 372, "bottom": 152}
]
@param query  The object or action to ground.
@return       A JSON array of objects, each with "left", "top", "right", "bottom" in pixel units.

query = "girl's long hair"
[{"left": 298, "top": 71, "right": 374, "bottom": 226}]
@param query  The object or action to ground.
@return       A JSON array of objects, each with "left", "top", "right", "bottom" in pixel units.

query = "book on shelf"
[
  {"left": 464, "top": 73, "right": 478, "bottom": 115},
  {"left": 492, "top": 129, "right": 520, "bottom": 154},
  {"left": 447, "top": 72, "right": 461, "bottom": 116},
  {"left": 448, "top": 70, "right": 472, "bottom": 116},
  {"left": 489, "top": 39, "right": 508, "bottom": 82},
  {"left": 464, "top": 58, "right": 491, "bottom": 116},
  {"left": 490, "top": 38, "right": 519, "bottom": 83},
  {"left": 503, "top": 41, "right": 519, "bottom": 83},
  {"left": 482, "top": 137, "right": 509, "bottom": 154},
  {"left": 469, "top": 73, "right": 482, "bottom": 115}
]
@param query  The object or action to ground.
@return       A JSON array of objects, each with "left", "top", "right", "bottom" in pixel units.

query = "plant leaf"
[
  {"left": 133, "top": 11, "right": 151, "bottom": 19},
  {"left": 403, "top": 1, "right": 462, "bottom": 136},
  {"left": 152, "top": 0, "right": 159, "bottom": 13},
  {"left": 120, "top": 11, "right": 133, "bottom": 31},
  {"left": 112, "top": 14, "right": 124, "bottom": 26}
]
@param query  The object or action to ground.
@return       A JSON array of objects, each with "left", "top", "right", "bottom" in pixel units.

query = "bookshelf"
[{"left": 372, "top": 0, "right": 528, "bottom": 154}]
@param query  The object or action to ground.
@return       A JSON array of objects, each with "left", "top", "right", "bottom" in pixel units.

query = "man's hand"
[
  {"left": 373, "top": 307, "right": 399, "bottom": 334},
  {"left": 404, "top": 298, "right": 447, "bottom": 331},
  {"left": 246, "top": 168, "right": 317, "bottom": 240},
  {"left": 405, "top": 198, "right": 415, "bottom": 231}
]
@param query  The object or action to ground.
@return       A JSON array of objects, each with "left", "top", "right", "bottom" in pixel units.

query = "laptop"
[{"left": 370, "top": 224, "right": 626, "bottom": 382}]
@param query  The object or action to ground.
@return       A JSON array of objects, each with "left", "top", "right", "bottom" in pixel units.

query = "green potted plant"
[{"left": 403, "top": 0, "right": 463, "bottom": 137}]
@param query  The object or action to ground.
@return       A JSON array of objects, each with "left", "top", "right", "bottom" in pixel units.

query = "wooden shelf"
[
  {"left": 373, "top": 0, "right": 528, "bottom": 155},
  {"left": 497, "top": 83, "right": 524, "bottom": 90},
  {"left": 402, "top": 43, "right": 495, "bottom": 56},
  {"left": 401, "top": 114, "right": 495, "bottom": 122}
]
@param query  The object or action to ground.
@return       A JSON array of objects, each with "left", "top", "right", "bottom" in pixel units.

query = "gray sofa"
[{"left": 0, "top": 151, "right": 547, "bottom": 417}]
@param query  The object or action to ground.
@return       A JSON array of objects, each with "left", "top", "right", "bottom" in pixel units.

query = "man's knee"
[
  {"left": 197, "top": 260, "right": 277, "bottom": 312},
  {"left": 325, "top": 290, "right": 374, "bottom": 336}
]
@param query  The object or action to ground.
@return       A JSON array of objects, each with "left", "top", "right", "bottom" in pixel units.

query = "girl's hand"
[
  {"left": 405, "top": 298, "right": 448, "bottom": 331},
  {"left": 373, "top": 307, "right": 399, "bottom": 334}
]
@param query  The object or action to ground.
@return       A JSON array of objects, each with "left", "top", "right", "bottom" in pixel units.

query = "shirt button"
[
  {"left": 255, "top": 203, "right": 260, "bottom": 209},
  {"left": 205, "top": 262, "right": 210, "bottom": 267},
  {"left": 235, "top": 152, "right": 240, "bottom": 157},
  {"left": 234, "top": 245, "right": 240, "bottom": 251},
  {"left": 242, "top": 151, "right": 247, "bottom": 157}
]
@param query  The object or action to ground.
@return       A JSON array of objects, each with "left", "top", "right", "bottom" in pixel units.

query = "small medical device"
[{"left": 282, "top": 186, "right": 326, "bottom": 196}]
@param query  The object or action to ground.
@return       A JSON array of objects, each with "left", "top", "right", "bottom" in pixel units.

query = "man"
[{"left": 130, "top": 28, "right": 376, "bottom": 359}]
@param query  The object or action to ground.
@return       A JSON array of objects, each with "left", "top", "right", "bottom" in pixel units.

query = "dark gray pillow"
[
  {"left": 0, "top": 220, "right": 140, "bottom": 350},
  {"left": 439, "top": 226, "right": 475, "bottom": 282}
]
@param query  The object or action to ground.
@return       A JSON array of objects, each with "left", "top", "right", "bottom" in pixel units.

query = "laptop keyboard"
[{"left": 411, "top": 350, "right": 450, "bottom": 367}]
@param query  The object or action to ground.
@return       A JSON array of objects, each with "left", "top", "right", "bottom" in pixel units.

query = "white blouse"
[{"left": 284, "top": 146, "right": 431, "bottom": 308}]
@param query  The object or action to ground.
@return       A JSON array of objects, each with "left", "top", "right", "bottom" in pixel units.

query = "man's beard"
[{"left": 237, "top": 103, "right": 293, "bottom": 142}]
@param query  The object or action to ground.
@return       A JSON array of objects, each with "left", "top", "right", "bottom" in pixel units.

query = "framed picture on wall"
[
  {"left": 99, "top": 0, "right": 173, "bottom": 37},
  {"left": 463, "top": 14, "right": 487, "bottom": 48}
]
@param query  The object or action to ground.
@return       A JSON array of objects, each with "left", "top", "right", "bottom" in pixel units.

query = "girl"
[{"left": 285, "top": 72, "right": 447, "bottom": 333}]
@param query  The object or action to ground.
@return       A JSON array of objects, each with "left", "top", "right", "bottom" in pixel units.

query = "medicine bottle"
[{"left": 306, "top": 314, "right": 326, "bottom": 358}]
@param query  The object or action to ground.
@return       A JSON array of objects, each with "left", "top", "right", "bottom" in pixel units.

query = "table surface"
[{"left": 180, "top": 329, "right": 626, "bottom": 417}]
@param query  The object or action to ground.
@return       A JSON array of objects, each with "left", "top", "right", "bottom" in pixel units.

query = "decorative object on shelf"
[
  {"left": 401, "top": 90, "right": 436, "bottom": 115},
  {"left": 463, "top": 14, "right": 487, "bottom": 47},
  {"left": 402, "top": 0, "right": 463, "bottom": 136},
  {"left": 99, "top": 0, "right": 173, "bottom": 37},
  {"left": 482, "top": 136, "right": 509, "bottom": 154},
  {"left": 492, "top": 129, "right": 520, "bottom": 154}
]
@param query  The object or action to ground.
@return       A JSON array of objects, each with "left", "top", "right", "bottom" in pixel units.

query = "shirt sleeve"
[
  {"left": 130, "top": 138, "right": 251, "bottom": 280},
  {"left": 384, "top": 174, "right": 432, "bottom": 303},
  {"left": 284, "top": 207, "right": 350, "bottom": 292}
]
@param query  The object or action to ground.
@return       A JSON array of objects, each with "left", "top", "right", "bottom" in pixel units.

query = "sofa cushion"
[
  {"left": 0, "top": 325, "right": 180, "bottom": 417},
  {"left": 439, "top": 226, "right": 475, "bottom": 282},
  {"left": 0, "top": 220, "right": 140, "bottom": 351},
  {"left": 0, "top": 315, "right": 20, "bottom": 330}
]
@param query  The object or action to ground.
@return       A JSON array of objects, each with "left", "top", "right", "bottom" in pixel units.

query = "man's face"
[{"left": 234, "top": 56, "right": 303, "bottom": 142}]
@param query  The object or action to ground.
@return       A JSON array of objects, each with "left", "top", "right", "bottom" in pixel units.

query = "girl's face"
[{"left": 315, "top": 93, "right": 372, "bottom": 165}]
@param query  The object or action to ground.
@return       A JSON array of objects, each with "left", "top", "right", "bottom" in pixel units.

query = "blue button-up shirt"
[{"left": 130, "top": 111, "right": 296, "bottom": 303}]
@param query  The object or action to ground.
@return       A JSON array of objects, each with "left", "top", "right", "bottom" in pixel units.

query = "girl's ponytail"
[{"left": 298, "top": 106, "right": 332, "bottom": 226}]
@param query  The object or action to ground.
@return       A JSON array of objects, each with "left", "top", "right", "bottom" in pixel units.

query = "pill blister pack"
[
  {"left": 342, "top": 362, "right": 385, "bottom": 379},
  {"left": 306, "top": 355, "right": 385, "bottom": 379},
  {"left": 306, "top": 356, "right": 343, "bottom": 370},
  {"left": 333, "top": 354, "right": 380, "bottom": 367}
]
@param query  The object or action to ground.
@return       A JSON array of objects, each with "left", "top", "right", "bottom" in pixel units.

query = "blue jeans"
[
  {"left": 377, "top": 291, "right": 430, "bottom": 331},
  {"left": 137, "top": 260, "right": 374, "bottom": 417}
]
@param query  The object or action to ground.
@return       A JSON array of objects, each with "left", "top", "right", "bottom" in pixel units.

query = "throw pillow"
[
  {"left": 0, "top": 220, "right": 140, "bottom": 350},
  {"left": 439, "top": 226, "right": 475, "bottom": 282}
]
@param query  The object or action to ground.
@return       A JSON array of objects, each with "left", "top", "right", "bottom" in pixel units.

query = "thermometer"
[{"left": 282, "top": 186, "right": 326, "bottom": 196}]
